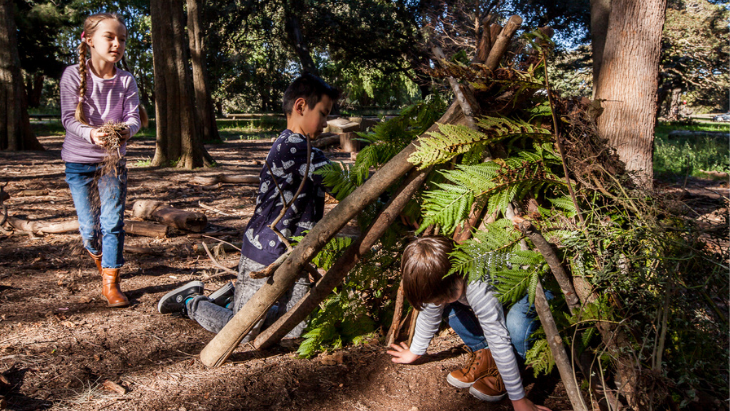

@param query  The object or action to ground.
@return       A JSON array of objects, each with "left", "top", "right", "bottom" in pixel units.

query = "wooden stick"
[
  {"left": 385, "top": 280, "right": 406, "bottom": 347},
  {"left": 201, "top": 242, "right": 238, "bottom": 275},
  {"left": 198, "top": 201, "right": 233, "bottom": 217},
  {"left": 533, "top": 281, "right": 589, "bottom": 411},
  {"left": 512, "top": 216, "right": 580, "bottom": 314},
  {"left": 193, "top": 174, "right": 260, "bottom": 186},
  {"left": 433, "top": 47, "right": 477, "bottom": 130},
  {"left": 485, "top": 15, "right": 523, "bottom": 71},
  {"left": 253, "top": 167, "right": 432, "bottom": 350}
]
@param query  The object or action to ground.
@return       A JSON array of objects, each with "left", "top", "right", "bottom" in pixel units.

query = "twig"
[
  {"left": 201, "top": 235, "right": 241, "bottom": 251},
  {"left": 201, "top": 242, "right": 238, "bottom": 275},
  {"left": 249, "top": 250, "right": 291, "bottom": 279},
  {"left": 198, "top": 201, "right": 233, "bottom": 216}
]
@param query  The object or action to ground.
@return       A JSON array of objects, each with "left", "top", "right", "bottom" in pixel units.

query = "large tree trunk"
[
  {"left": 187, "top": 0, "right": 220, "bottom": 143},
  {"left": 149, "top": 0, "right": 212, "bottom": 169},
  {"left": 0, "top": 0, "right": 42, "bottom": 151},
  {"left": 593, "top": 0, "right": 667, "bottom": 189}
]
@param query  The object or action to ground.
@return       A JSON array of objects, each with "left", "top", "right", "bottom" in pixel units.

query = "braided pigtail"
[{"left": 74, "top": 39, "right": 90, "bottom": 126}]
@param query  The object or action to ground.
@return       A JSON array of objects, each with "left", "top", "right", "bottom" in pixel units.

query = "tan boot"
[
  {"left": 88, "top": 251, "right": 102, "bottom": 275},
  {"left": 446, "top": 348, "right": 498, "bottom": 388},
  {"left": 101, "top": 267, "right": 130, "bottom": 308}
]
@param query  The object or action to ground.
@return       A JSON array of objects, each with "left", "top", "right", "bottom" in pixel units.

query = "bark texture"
[
  {"left": 186, "top": 0, "right": 220, "bottom": 143},
  {"left": 149, "top": 0, "right": 211, "bottom": 169},
  {"left": 594, "top": 0, "right": 667, "bottom": 189},
  {"left": 0, "top": 0, "right": 42, "bottom": 151}
]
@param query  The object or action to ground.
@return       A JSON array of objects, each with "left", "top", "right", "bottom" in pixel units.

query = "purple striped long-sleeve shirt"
[{"left": 60, "top": 63, "right": 141, "bottom": 164}]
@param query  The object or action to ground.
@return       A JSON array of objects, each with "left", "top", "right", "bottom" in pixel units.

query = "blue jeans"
[
  {"left": 446, "top": 291, "right": 552, "bottom": 360},
  {"left": 65, "top": 161, "right": 127, "bottom": 269}
]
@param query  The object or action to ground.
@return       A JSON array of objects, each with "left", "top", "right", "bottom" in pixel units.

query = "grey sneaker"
[
  {"left": 158, "top": 281, "right": 204, "bottom": 314},
  {"left": 209, "top": 282, "right": 235, "bottom": 308}
]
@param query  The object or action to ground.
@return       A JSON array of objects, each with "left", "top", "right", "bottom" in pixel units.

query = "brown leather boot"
[
  {"left": 446, "top": 348, "right": 498, "bottom": 388},
  {"left": 88, "top": 251, "right": 102, "bottom": 275},
  {"left": 101, "top": 267, "right": 130, "bottom": 308},
  {"left": 469, "top": 374, "right": 506, "bottom": 402}
]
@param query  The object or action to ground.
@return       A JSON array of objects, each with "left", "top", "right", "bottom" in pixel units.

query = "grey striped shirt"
[
  {"left": 60, "top": 63, "right": 140, "bottom": 164},
  {"left": 410, "top": 280, "right": 525, "bottom": 400}
]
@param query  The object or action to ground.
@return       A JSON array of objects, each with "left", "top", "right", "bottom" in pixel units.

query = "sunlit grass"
[{"left": 654, "top": 121, "right": 729, "bottom": 179}]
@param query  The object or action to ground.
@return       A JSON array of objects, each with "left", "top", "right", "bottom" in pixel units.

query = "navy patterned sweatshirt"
[{"left": 240, "top": 130, "right": 332, "bottom": 266}]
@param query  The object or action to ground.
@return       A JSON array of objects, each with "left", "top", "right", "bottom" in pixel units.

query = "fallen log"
[
  {"left": 124, "top": 220, "right": 169, "bottom": 238},
  {"left": 311, "top": 133, "right": 340, "bottom": 148},
  {"left": 132, "top": 200, "right": 207, "bottom": 232},
  {"left": 123, "top": 245, "right": 163, "bottom": 256},
  {"left": 16, "top": 189, "right": 49, "bottom": 197},
  {"left": 6, "top": 216, "right": 169, "bottom": 238},
  {"left": 193, "top": 174, "right": 260, "bottom": 186},
  {"left": 7, "top": 216, "right": 78, "bottom": 234}
]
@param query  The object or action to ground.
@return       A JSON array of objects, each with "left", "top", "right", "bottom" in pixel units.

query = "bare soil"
[{"left": 5, "top": 134, "right": 723, "bottom": 411}]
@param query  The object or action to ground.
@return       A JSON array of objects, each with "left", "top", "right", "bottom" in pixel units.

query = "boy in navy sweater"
[{"left": 158, "top": 74, "right": 338, "bottom": 341}]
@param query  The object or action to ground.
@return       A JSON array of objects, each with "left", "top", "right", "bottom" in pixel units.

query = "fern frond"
[{"left": 525, "top": 335, "right": 555, "bottom": 377}]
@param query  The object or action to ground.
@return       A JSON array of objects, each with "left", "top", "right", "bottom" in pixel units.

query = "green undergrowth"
[{"left": 654, "top": 121, "right": 729, "bottom": 179}]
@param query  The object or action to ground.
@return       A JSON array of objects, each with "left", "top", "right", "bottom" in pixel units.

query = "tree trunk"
[
  {"left": 593, "top": 0, "right": 667, "bottom": 189},
  {"left": 149, "top": 0, "right": 212, "bottom": 169},
  {"left": 25, "top": 72, "right": 44, "bottom": 108},
  {"left": 0, "top": 0, "right": 42, "bottom": 151},
  {"left": 186, "top": 0, "right": 220, "bottom": 143},
  {"left": 590, "top": 0, "right": 611, "bottom": 98},
  {"left": 667, "top": 86, "right": 682, "bottom": 121},
  {"left": 284, "top": 11, "right": 318, "bottom": 76}
]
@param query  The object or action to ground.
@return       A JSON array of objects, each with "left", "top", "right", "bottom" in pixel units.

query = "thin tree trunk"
[
  {"left": 0, "top": 0, "right": 42, "bottom": 151},
  {"left": 667, "top": 87, "right": 682, "bottom": 121},
  {"left": 149, "top": 0, "right": 211, "bottom": 169},
  {"left": 590, "top": 0, "right": 611, "bottom": 98},
  {"left": 187, "top": 0, "right": 220, "bottom": 143},
  {"left": 284, "top": 11, "right": 318, "bottom": 76},
  {"left": 594, "top": 0, "right": 667, "bottom": 189}
]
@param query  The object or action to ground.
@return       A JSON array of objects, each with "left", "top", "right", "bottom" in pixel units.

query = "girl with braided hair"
[{"left": 60, "top": 13, "right": 141, "bottom": 308}]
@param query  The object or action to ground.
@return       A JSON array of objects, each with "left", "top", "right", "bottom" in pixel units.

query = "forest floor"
[{"left": 0, "top": 132, "right": 726, "bottom": 411}]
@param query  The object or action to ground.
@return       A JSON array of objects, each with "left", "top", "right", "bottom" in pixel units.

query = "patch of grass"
[
  {"left": 654, "top": 121, "right": 729, "bottom": 179},
  {"left": 217, "top": 117, "right": 286, "bottom": 141},
  {"left": 30, "top": 118, "right": 65, "bottom": 136},
  {"left": 133, "top": 157, "right": 153, "bottom": 167}
]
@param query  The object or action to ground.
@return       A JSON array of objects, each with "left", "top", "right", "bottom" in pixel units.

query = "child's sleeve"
[
  {"left": 467, "top": 281, "right": 526, "bottom": 401},
  {"left": 59, "top": 67, "right": 93, "bottom": 143},
  {"left": 409, "top": 303, "right": 445, "bottom": 355},
  {"left": 122, "top": 75, "right": 141, "bottom": 137}
]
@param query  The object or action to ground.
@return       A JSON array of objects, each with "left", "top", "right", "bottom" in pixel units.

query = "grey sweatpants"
[{"left": 187, "top": 255, "right": 311, "bottom": 341}]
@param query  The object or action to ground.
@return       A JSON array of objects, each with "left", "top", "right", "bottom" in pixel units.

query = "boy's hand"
[
  {"left": 511, "top": 398, "right": 552, "bottom": 411},
  {"left": 387, "top": 342, "right": 421, "bottom": 364}
]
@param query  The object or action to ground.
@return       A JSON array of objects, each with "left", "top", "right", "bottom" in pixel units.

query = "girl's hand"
[
  {"left": 387, "top": 342, "right": 421, "bottom": 364},
  {"left": 119, "top": 126, "right": 131, "bottom": 142},
  {"left": 90, "top": 128, "right": 107, "bottom": 147},
  {"left": 511, "top": 398, "right": 552, "bottom": 411}
]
